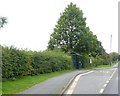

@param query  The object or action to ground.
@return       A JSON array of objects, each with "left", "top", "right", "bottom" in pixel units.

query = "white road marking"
[
  {"left": 66, "top": 69, "right": 117, "bottom": 94},
  {"left": 106, "top": 71, "right": 109, "bottom": 73},
  {"left": 99, "top": 69, "right": 117, "bottom": 94},
  {"left": 99, "top": 89, "right": 104, "bottom": 94},
  {"left": 110, "top": 70, "right": 116, "bottom": 78},
  {"left": 106, "top": 80, "right": 109, "bottom": 83},
  {"left": 66, "top": 71, "right": 94, "bottom": 94},
  {"left": 99, "top": 71, "right": 109, "bottom": 73},
  {"left": 104, "top": 84, "right": 107, "bottom": 87}
]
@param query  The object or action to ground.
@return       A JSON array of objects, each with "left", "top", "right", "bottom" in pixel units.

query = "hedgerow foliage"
[{"left": 2, "top": 46, "right": 72, "bottom": 80}]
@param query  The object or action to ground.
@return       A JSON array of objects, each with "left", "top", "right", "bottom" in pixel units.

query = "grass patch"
[
  {"left": 92, "top": 62, "right": 118, "bottom": 69},
  {"left": 97, "top": 62, "right": 117, "bottom": 68},
  {"left": 0, "top": 81, "right": 2, "bottom": 95},
  {"left": 82, "top": 62, "right": 118, "bottom": 69},
  {"left": 2, "top": 69, "right": 75, "bottom": 94},
  {"left": 93, "top": 64, "right": 112, "bottom": 68}
]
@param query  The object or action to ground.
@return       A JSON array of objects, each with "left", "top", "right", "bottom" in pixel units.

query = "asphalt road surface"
[
  {"left": 103, "top": 68, "right": 118, "bottom": 94},
  {"left": 65, "top": 67, "right": 118, "bottom": 94},
  {"left": 19, "top": 70, "right": 89, "bottom": 94}
]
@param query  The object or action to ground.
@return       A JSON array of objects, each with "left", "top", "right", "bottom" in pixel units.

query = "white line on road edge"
[
  {"left": 99, "top": 69, "right": 117, "bottom": 94},
  {"left": 66, "top": 71, "right": 94, "bottom": 94}
]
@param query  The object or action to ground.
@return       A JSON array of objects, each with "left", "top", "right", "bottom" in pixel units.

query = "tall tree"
[
  {"left": 48, "top": 3, "right": 87, "bottom": 52},
  {"left": 48, "top": 2, "right": 105, "bottom": 56},
  {"left": 0, "top": 17, "right": 7, "bottom": 28}
]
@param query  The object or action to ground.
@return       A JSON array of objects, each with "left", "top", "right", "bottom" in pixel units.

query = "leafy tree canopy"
[{"left": 48, "top": 2, "right": 105, "bottom": 56}]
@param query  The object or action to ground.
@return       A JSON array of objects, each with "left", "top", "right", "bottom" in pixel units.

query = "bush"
[
  {"left": 92, "top": 55, "right": 104, "bottom": 66},
  {"left": 81, "top": 53, "right": 90, "bottom": 68},
  {"left": 2, "top": 46, "right": 13, "bottom": 79},
  {"left": 2, "top": 46, "right": 33, "bottom": 79},
  {"left": 2, "top": 46, "right": 72, "bottom": 80}
]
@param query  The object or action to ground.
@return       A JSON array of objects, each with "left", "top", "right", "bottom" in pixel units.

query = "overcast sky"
[{"left": 0, "top": 0, "right": 119, "bottom": 53}]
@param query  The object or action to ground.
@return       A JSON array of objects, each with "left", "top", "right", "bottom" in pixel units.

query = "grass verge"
[
  {"left": 0, "top": 81, "right": 2, "bottom": 96},
  {"left": 93, "top": 62, "right": 118, "bottom": 68},
  {"left": 82, "top": 62, "right": 118, "bottom": 69},
  {"left": 2, "top": 69, "right": 75, "bottom": 94}
]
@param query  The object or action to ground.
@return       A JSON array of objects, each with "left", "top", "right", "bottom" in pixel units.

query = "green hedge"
[{"left": 2, "top": 46, "right": 72, "bottom": 80}]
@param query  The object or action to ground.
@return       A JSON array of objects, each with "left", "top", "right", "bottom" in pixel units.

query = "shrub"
[
  {"left": 2, "top": 46, "right": 72, "bottom": 79},
  {"left": 2, "top": 46, "right": 33, "bottom": 79},
  {"left": 81, "top": 53, "right": 90, "bottom": 68},
  {"left": 92, "top": 55, "right": 104, "bottom": 66}
]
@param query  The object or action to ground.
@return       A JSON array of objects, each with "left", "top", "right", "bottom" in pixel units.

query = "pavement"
[{"left": 19, "top": 69, "right": 89, "bottom": 94}]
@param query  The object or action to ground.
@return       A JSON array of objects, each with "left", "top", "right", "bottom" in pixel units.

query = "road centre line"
[
  {"left": 110, "top": 70, "right": 116, "bottom": 79},
  {"left": 106, "top": 80, "right": 109, "bottom": 83},
  {"left": 66, "top": 71, "right": 94, "bottom": 94},
  {"left": 104, "top": 84, "right": 107, "bottom": 87},
  {"left": 99, "top": 69, "right": 117, "bottom": 94},
  {"left": 99, "top": 89, "right": 104, "bottom": 94}
]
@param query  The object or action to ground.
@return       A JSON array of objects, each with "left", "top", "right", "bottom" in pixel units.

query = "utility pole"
[{"left": 110, "top": 34, "right": 112, "bottom": 66}]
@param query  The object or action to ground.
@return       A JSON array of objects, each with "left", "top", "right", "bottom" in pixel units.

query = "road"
[
  {"left": 64, "top": 67, "right": 118, "bottom": 95},
  {"left": 19, "top": 70, "right": 89, "bottom": 94},
  {"left": 103, "top": 68, "right": 118, "bottom": 94}
]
